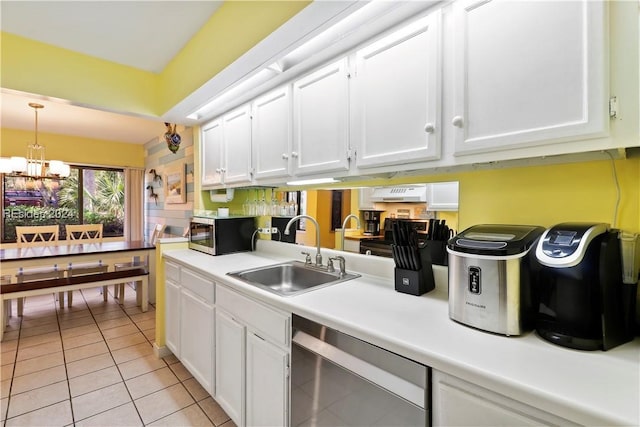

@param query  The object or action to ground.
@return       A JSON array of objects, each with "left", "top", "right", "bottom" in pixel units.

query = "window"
[{"left": 2, "top": 166, "right": 125, "bottom": 242}]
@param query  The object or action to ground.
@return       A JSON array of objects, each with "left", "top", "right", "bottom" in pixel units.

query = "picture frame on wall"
[{"left": 164, "top": 163, "right": 186, "bottom": 204}]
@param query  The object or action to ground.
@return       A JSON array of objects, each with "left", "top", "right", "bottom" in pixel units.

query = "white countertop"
[{"left": 162, "top": 241, "right": 640, "bottom": 426}]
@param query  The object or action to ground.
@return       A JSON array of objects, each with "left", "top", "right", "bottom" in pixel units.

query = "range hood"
[{"left": 369, "top": 185, "right": 427, "bottom": 202}]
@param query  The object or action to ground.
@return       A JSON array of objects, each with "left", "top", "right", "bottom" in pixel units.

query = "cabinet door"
[
  {"left": 246, "top": 332, "right": 289, "bottom": 427},
  {"left": 223, "top": 105, "right": 253, "bottom": 184},
  {"left": 215, "top": 310, "right": 245, "bottom": 426},
  {"left": 201, "top": 119, "right": 224, "bottom": 187},
  {"left": 432, "top": 370, "right": 577, "bottom": 426},
  {"left": 180, "top": 289, "right": 214, "bottom": 394},
  {"left": 293, "top": 59, "right": 350, "bottom": 176},
  {"left": 252, "top": 86, "right": 293, "bottom": 180},
  {"left": 165, "top": 279, "right": 181, "bottom": 357},
  {"left": 353, "top": 11, "right": 441, "bottom": 168},
  {"left": 452, "top": 0, "right": 607, "bottom": 155}
]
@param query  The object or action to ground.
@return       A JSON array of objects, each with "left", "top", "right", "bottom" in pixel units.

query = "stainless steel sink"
[{"left": 227, "top": 261, "right": 360, "bottom": 297}]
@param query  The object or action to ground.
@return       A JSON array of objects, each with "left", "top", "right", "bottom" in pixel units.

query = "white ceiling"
[{"left": 0, "top": 1, "right": 223, "bottom": 145}]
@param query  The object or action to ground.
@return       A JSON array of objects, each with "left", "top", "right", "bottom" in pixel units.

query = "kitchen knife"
[
  {"left": 412, "top": 247, "right": 422, "bottom": 270},
  {"left": 392, "top": 223, "right": 399, "bottom": 246},
  {"left": 428, "top": 219, "right": 435, "bottom": 240},
  {"left": 432, "top": 220, "right": 440, "bottom": 240},
  {"left": 391, "top": 244, "right": 400, "bottom": 268},
  {"left": 402, "top": 246, "right": 415, "bottom": 270}
]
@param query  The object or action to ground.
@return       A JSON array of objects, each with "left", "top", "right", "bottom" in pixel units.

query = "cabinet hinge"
[{"left": 609, "top": 96, "right": 618, "bottom": 119}]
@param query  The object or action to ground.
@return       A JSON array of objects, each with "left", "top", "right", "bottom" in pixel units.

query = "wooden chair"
[
  {"left": 14, "top": 225, "right": 61, "bottom": 315},
  {"left": 113, "top": 223, "right": 165, "bottom": 303},
  {"left": 65, "top": 224, "right": 103, "bottom": 241},
  {"left": 16, "top": 225, "right": 59, "bottom": 246},
  {"left": 64, "top": 224, "right": 106, "bottom": 306}
]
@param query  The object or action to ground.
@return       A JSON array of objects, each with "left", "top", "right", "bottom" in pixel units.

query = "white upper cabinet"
[
  {"left": 201, "top": 105, "right": 252, "bottom": 188},
  {"left": 201, "top": 119, "right": 224, "bottom": 187},
  {"left": 293, "top": 58, "right": 351, "bottom": 176},
  {"left": 252, "top": 86, "right": 293, "bottom": 181},
  {"left": 222, "top": 105, "right": 253, "bottom": 185},
  {"left": 353, "top": 10, "right": 442, "bottom": 169},
  {"left": 451, "top": 0, "right": 607, "bottom": 155}
]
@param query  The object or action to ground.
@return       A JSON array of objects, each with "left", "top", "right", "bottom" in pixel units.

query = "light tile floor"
[{"left": 1, "top": 286, "right": 234, "bottom": 427}]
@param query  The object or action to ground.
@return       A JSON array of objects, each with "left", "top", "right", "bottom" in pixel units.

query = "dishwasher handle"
[{"left": 292, "top": 330, "right": 426, "bottom": 409}]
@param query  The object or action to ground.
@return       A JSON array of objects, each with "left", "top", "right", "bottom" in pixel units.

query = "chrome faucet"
[
  {"left": 285, "top": 215, "right": 323, "bottom": 267},
  {"left": 340, "top": 214, "right": 361, "bottom": 251},
  {"left": 328, "top": 255, "right": 346, "bottom": 276}
]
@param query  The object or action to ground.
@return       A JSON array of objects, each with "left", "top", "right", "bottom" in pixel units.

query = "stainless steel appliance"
[
  {"left": 291, "top": 315, "right": 429, "bottom": 426},
  {"left": 535, "top": 223, "right": 636, "bottom": 350},
  {"left": 189, "top": 216, "right": 255, "bottom": 255},
  {"left": 361, "top": 209, "right": 383, "bottom": 235},
  {"left": 360, "top": 218, "right": 428, "bottom": 257},
  {"left": 447, "top": 224, "right": 545, "bottom": 336}
]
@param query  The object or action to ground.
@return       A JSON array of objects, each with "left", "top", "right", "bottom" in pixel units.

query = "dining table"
[{"left": 0, "top": 240, "right": 157, "bottom": 302}]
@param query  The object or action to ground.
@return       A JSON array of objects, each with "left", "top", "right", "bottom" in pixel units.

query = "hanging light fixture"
[{"left": 1, "top": 103, "right": 70, "bottom": 179}]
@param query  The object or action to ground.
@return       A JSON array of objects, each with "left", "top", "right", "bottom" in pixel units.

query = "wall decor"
[
  {"left": 146, "top": 184, "right": 158, "bottom": 205},
  {"left": 165, "top": 163, "right": 186, "bottom": 204},
  {"left": 164, "top": 123, "right": 182, "bottom": 153}
]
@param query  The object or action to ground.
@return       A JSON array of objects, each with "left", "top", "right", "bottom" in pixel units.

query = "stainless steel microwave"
[{"left": 189, "top": 216, "right": 256, "bottom": 255}]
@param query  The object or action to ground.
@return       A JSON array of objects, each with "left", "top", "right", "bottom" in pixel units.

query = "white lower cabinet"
[
  {"left": 164, "top": 262, "right": 181, "bottom": 357},
  {"left": 215, "top": 309, "right": 245, "bottom": 426},
  {"left": 164, "top": 260, "right": 292, "bottom": 426},
  {"left": 432, "top": 370, "right": 578, "bottom": 426},
  {"left": 246, "top": 333, "right": 289, "bottom": 426},
  {"left": 180, "top": 288, "right": 214, "bottom": 394},
  {"left": 163, "top": 262, "right": 215, "bottom": 395},
  {"left": 216, "top": 283, "right": 291, "bottom": 427}
]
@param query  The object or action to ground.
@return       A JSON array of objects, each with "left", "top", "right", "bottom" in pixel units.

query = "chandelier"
[{"left": 0, "top": 103, "right": 70, "bottom": 179}]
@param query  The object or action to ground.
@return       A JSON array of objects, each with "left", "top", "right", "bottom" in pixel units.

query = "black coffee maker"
[{"left": 534, "top": 223, "right": 636, "bottom": 351}]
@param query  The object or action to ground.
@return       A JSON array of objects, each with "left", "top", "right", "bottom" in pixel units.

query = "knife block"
[
  {"left": 394, "top": 246, "right": 436, "bottom": 296},
  {"left": 422, "top": 240, "right": 448, "bottom": 266}
]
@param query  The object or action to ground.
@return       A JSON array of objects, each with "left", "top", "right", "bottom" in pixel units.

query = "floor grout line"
[{"left": 2, "top": 288, "right": 230, "bottom": 427}]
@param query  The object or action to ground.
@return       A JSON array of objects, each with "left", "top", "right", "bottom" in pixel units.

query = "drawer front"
[
  {"left": 165, "top": 261, "right": 180, "bottom": 282},
  {"left": 181, "top": 268, "right": 215, "bottom": 304},
  {"left": 217, "top": 284, "right": 290, "bottom": 347}
]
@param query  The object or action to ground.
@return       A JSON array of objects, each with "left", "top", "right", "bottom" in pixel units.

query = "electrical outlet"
[
  {"left": 271, "top": 228, "right": 278, "bottom": 234},
  {"left": 258, "top": 228, "right": 271, "bottom": 234}
]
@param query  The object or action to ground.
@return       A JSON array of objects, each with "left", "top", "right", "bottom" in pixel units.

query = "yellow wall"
[
  {"left": 1, "top": 2, "right": 310, "bottom": 117},
  {"left": 283, "top": 157, "right": 640, "bottom": 234},
  {"left": 158, "top": 1, "right": 311, "bottom": 113},
  {"left": 0, "top": 128, "right": 145, "bottom": 168},
  {"left": 0, "top": 32, "right": 158, "bottom": 116},
  {"left": 455, "top": 159, "right": 639, "bottom": 232}
]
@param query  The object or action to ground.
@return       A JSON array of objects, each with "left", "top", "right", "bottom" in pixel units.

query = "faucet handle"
[
  {"left": 327, "top": 258, "right": 336, "bottom": 273},
  {"left": 329, "top": 255, "right": 346, "bottom": 276},
  {"left": 301, "top": 251, "right": 312, "bottom": 265}
]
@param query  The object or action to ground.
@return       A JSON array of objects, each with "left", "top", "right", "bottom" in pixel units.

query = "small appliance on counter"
[
  {"left": 360, "top": 210, "right": 384, "bottom": 235},
  {"left": 534, "top": 223, "right": 636, "bottom": 351},
  {"left": 189, "top": 216, "right": 256, "bottom": 255},
  {"left": 447, "top": 224, "right": 545, "bottom": 336}
]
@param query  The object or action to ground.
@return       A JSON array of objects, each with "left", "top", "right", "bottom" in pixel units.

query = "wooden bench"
[{"left": 0, "top": 268, "right": 149, "bottom": 341}]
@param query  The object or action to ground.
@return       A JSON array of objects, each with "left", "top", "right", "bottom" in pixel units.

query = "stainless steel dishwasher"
[{"left": 291, "top": 314, "right": 430, "bottom": 426}]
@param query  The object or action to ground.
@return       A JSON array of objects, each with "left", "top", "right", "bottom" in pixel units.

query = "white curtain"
[{"left": 124, "top": 168, "right": 144, "bottom": 241}]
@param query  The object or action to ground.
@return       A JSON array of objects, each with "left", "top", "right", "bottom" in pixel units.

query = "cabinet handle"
[
  {"left": 424, "top": 123, "right": 435, "bottom": 133},
  {"left": 215, "top": 168, "right": 221, "bottom": 173},
  {"left": 451, "top": 116, "right": 464, "bottom": 128},
  {"left": 221, "top": 168, "right": 226, "bottom": 173},
  {"left": 282, "top": 153, "right": 289, "bottom": 160},
  {"left": 291, "top": 152, "right": 299, "bottom": 158}
]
